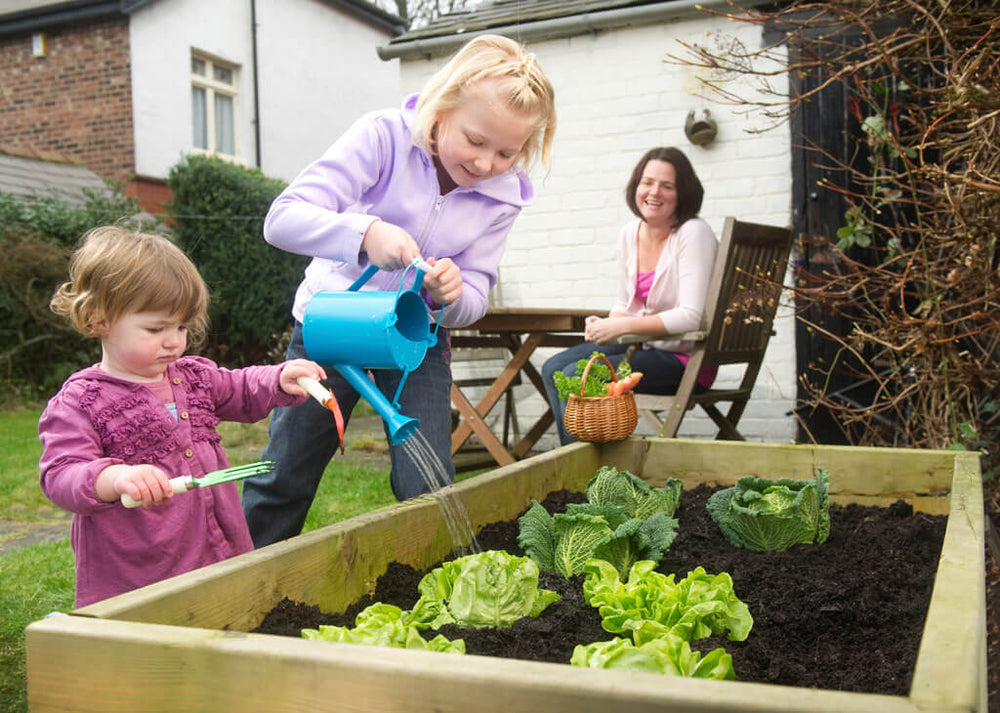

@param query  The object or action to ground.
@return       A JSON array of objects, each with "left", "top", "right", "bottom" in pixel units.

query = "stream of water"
[{"left": 400, "top": 429, "right": 481, "bottom": 555}]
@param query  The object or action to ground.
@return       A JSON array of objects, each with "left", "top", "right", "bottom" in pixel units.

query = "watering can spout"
[{"left": 334, "top": 364, "right": 419, "bottom": 444}]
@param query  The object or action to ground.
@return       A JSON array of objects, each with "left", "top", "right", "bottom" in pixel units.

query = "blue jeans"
[
  {"left": 242, "top": 321, "right": 455, "bottom": 547},
  {"left": 541, "top": 342, "right": 688, "bottom": 446}
]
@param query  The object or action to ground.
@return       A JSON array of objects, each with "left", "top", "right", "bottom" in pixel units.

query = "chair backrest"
[{"left": 699, "top": 217, "right": 794, "bottom": 369}]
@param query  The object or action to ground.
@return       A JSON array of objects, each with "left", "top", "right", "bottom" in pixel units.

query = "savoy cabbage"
[
  {"left": 518, "top": 467, "right": 681, "bottom": 578},
  {"left": 706, "top": 468, "right": 831, "bottom": 552}
]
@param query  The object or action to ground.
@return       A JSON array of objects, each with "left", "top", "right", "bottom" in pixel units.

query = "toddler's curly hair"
[{"left": 50, "top": 226, "right": 210, "bottom": 343}]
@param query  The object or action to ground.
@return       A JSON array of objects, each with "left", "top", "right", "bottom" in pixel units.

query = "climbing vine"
[{"left": 670, "top": 0, "right": 999, "bottom": 475}]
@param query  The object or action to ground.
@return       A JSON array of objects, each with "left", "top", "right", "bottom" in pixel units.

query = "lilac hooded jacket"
[
  {"left": 264, "top": 94, "right": 534, "bottom": 328},
  {"left": 38, "top": 357, "right": 305, "bottom": 607}
]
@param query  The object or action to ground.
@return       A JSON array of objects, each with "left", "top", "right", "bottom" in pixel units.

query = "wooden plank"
[
  {"left": 600, "top": 439, "right": 954, "bottom": 514},
  {"left": 466, "top": 307, "right": 605, "bottom": 334},
  {"left": 908, "top": 452, "right": 987, "bottom": 713},
  {"left": 631, "top": 438, "right": 958, "bottom": 498},
  {"left": 27, "top": 615, "right": 922, "bottom": 713}
]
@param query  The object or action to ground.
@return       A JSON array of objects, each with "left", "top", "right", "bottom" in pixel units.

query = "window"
[{"left": 191, "top": 53, "right": 238, "bottom": 157}]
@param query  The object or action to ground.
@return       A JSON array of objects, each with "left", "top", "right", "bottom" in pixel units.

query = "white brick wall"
[{"left": 401, "top": 17, "right": 797, "bottom": 448}]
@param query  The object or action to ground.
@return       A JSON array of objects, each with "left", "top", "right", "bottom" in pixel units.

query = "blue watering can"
[{"left": 302, "top": 260, "right": 439, "bottom": 444}]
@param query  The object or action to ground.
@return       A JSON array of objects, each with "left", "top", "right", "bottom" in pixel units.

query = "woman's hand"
[
  {"left": 361, "top": 220, "right": 421, "bottom": 270},
  {"left": 279, "top": 360, "right": 327, "bottom": 396},
  {"left": 584, "top": 316, "right": 627, "bottom": 345},
  {"left": 421, "top": 257, "right": 462, "bottom": 306},
  {"left": 96, "top": 463, "right": 173, "bottom": 508}
]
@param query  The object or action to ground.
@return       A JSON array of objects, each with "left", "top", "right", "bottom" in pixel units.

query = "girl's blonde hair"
[
  {"left": 51, "top": 226, "right": 210, "bottom": 342},
  {"left": 414, "top": 34, "right": 556, "bottom": 171}
]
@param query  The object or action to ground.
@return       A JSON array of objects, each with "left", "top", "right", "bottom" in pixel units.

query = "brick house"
[
  {"left": 0, "top": 0, "right": 403, "bottom": 214},
  {"left": 380, "top": 0, "right": 798, "bottom": 444}
]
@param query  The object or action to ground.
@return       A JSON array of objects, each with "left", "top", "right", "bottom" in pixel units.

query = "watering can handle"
[
  {"left": 347, "top": 261, "right": 428, "bottom": 293},
  {"left": 347, "top": 264, "right": 380, "bottom": 292}
]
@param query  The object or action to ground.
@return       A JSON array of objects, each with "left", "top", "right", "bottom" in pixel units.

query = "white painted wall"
[
  {"left": 255, "top": 0, "right": 400, "bottom": 181},
  {"left": 398, "top": 17, "right": 797, "bottom": 447},
  {"left": 129, "top": 0, "right": 256, "bottom": 178},
  {"left": 128, "top": 0, "right": 399, "bottom": 183}
]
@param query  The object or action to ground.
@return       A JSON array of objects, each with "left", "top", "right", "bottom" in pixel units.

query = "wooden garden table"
[{"left": 449, "top": 307, "right": 607, "bottom": 467}]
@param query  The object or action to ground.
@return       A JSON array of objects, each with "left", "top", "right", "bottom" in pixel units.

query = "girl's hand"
[
  {"left": 421, "top": 257, "right": 462, "bottom": 306},
  {"left": 362, "top": 220, "right": 420, "bottom": 270},
  {"left": 279, "top": 360, "right": 327, "bottom": 396},
  {"left": 97, "top": 464, "right": 173, "bottom": 508}
]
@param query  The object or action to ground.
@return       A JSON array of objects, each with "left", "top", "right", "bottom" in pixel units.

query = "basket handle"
[{"left": 578, "top": 353, "right": 619, "bottom": 397}]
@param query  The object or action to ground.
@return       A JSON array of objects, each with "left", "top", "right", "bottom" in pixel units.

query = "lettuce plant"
[
  {"left": 301, "top": 602, "right": 464, "bottom": 653},
  {"left": 706, "top": 468, "right": 831, "bottom": 552},
  {"left": 570, "top": 635, "right": 735, "bottom": 679},
  {"left": 582, "top": 560, "right": 753, "bottom": 644},
  {"left": 407, "top": 550, "right": 560, "bottom": 630},
  {"left": 572, "top": 559, "right": 751, "bottom": 680}
]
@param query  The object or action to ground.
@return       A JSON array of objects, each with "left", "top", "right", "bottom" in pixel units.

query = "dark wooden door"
[{"left": 784, "top": 26, "right": 879, "bottom": 444}]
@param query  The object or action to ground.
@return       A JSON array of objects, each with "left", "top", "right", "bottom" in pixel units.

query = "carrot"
[
  {"left": 605, "top": 381, "right": 619, "bottom": 397},
  {"left": 616, "top": 371, "right": 644, "bottom": 394}
]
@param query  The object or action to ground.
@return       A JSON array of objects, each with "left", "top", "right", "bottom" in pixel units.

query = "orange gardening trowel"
[{"left": 297, "top": 376, "right": 346, "bottom": 453}]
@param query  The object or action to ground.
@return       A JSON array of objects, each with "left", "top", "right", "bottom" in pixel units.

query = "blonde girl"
[
  {"left": 39, "top": 226, "right": 325, "bottom": 606},
  {"left": 243, "top": 34, "right": 557, "bottom": 547}
]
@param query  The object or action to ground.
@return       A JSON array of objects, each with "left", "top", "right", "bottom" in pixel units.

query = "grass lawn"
[{"left": 0, "top": 406, "right": 435, "bottom": 713}]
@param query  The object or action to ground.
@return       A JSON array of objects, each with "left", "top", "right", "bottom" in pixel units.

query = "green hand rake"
[{"left": 120, "top": 461, "right": 274, "bottom": 509}]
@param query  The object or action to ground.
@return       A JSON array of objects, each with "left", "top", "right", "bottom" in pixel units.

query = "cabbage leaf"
[
  {"left": 518, "top": 500, "right": 677, "bottom": 578},
  {"left": 518, "top": 467, "right": 681, "bottom": 579},
  {"left": 706, "top": 468, "right": 831, "bottom": 552},
  {"left": 585, "top": 466, "right": 683, "bottom": 519}
]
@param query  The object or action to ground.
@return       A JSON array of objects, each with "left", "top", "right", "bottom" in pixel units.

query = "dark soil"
[{"left": 253, "top": 484, "right": 978, "bottom": 697}]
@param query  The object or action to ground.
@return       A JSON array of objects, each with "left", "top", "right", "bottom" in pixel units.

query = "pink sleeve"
[
  {"left": 38, "top": 391, "right": 122, "bottom": 515},
  {"left": 197, "top": 359, "right": 306, "bottom": 423},
  {"left": 656, "top": 220, "right": 718, "bottom": 335},
  {"left": 610, "top": 222, "right": 635, "bottom": 314}
]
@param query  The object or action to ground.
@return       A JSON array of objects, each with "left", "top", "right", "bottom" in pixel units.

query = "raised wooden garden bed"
[{"left": 26, "top": 438, "right": 986, "bottom": 713}]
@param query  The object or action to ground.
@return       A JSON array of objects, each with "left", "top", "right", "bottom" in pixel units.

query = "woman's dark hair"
[{"left": 624, "top": 147, "right": 704, "bottom": 226}]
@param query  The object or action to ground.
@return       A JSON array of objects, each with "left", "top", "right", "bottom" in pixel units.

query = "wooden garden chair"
[{"left": 620, "top": 217, "right": 795, "bottom": 439}]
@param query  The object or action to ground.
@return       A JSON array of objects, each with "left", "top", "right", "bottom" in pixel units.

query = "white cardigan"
[{"left": 611, "top": 217, "right": 718, "bottom": 353}]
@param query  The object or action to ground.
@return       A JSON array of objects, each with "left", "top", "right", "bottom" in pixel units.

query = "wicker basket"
[{"left": 564, "top": 353, "right": 638, "bottom": 443}]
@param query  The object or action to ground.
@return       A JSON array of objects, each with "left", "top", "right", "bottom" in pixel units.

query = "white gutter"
[{"left": 377, "top": 0, "right": 775, "bottom": 60}]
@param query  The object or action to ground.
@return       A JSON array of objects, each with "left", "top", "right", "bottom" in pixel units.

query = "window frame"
[{"left": 190, "top": 51, "right": 240, "bottom": 160}]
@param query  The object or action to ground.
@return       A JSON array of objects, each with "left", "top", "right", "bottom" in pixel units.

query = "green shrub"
[
  {"left": 0, "top": 188, "right": 148, "bottom": 405},
  {"left": 166, "top": 155, "right": 306, "bottom": 366},
  {"left": 0, "top": 186, "right": 147, "bottom": 248}
]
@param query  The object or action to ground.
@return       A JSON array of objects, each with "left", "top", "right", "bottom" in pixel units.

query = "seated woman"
[{"left": 542, "top": 147, "right": 719, "bottom": 445}]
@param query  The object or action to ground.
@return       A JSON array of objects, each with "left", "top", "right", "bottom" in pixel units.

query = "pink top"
[
  {"left": 635, "top": 270, "right": 656, "bottom": 304},
  {"left": 38, "top": 356, "right": 306, "bottom": 607}
]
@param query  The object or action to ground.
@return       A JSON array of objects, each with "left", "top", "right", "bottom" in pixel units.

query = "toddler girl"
[{"left": 39, "top": 226, "right": 325, "bottom": 607}]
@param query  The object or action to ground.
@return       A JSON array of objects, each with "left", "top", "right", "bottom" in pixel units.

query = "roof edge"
[
  {"left": 326, "top": 0, "right": 406, "bottom": 36},
  {"left": 0, "top": 1, "right": 122, "bottom": 38},
  {"left": 378, "top": 0, "right": 776, "bottom": 61}
]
